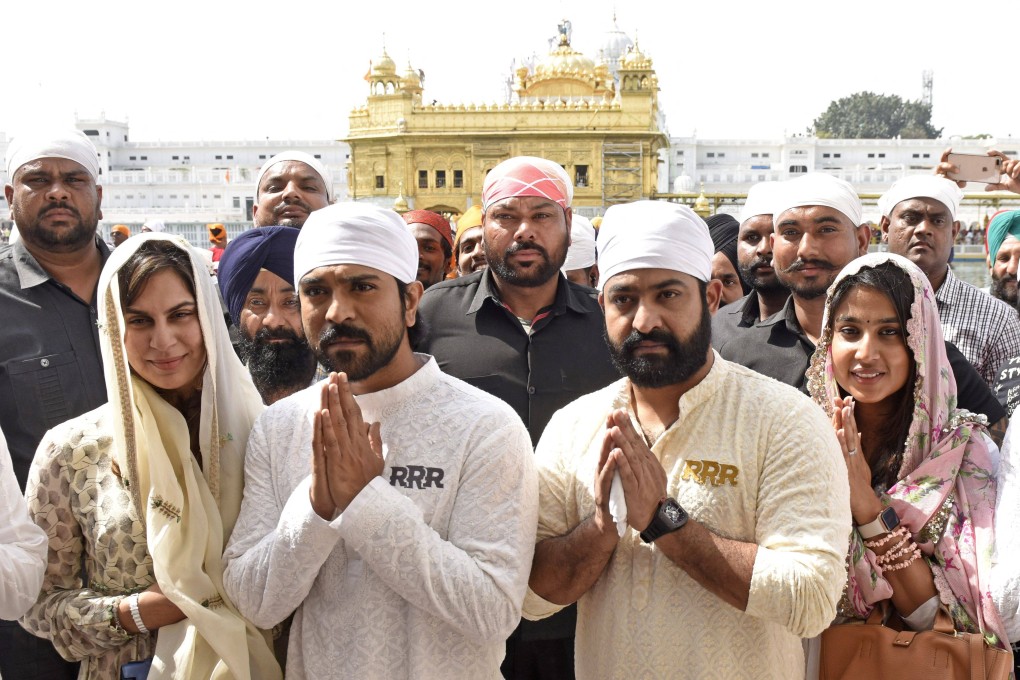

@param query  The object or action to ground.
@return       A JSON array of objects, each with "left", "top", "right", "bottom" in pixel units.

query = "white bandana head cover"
[
  {"left": 878, "top": 175, "right": 963, "bottom": 220},
  {"left": 597, "top": 200, "right": 712, "bottom": 291},
  {"left": 5, "top": 129, "right": 100, "bottom": 181},
  {"left": 141, "top": 219, "right": 166, "bottom": 233},
  {"left": 562, "top": 214, "right": 597, "bottom": 271},
  {"left": 255, "top": 151, "right": 335, "bottom": 202},
  {"left": 773, "top": 173, "right": 863, "bottom": 227},
  {"left": 740, "top": 181, "right": 782, "bottom": 224},
  {"left": 294, "top": 202, "right": 418, "bottom": 286},
  {"left": 482, "top": 156, "right": 573, "bottom": 210}
]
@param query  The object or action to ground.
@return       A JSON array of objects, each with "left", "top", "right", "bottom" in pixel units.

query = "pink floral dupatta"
[{"left": 807, "top": 252, "right": 1009, "bottom": 649}]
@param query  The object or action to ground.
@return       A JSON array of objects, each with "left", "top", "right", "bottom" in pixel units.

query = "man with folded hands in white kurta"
[
  {"left": 522, "top": 200, "right": 852, "bottom": 679},
  {"left": 222, "top": 203, "right": 538, "bottom": 680}
]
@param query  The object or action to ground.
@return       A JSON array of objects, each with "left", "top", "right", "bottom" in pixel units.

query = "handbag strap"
[{"left": 968, "top": 632, "right": 985, "bottom": 680}]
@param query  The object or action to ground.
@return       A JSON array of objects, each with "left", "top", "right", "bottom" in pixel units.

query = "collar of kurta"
[
  {"left": 618, "top": 349, "right": 729, "bottom": 422},
  {"left": 467, "top": 268, "right": 596, "bottom": 317},
  {"left": 13, "top": 236, "right": 111, "bottom": 293}
]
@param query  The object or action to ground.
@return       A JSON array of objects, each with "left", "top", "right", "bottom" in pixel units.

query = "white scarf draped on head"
[{"left": 97, "top": 233, "right": 281, "bottom": 680}]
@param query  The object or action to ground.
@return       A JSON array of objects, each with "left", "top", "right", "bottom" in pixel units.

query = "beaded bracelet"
[
  {"left": 863, "top": 525, "right": 908, "bottom": 550},
  {"left": 129, "top": 593, "right": 149, "bottom": 635},
  {"left": 877, "top": 539, "right": 918, "bottom": 566},
  {"left": 875, "top": 535, "right": 911, "bottom": 563},
  {"left": 881, "top": 549, "right": 922, "bottom": 572}
]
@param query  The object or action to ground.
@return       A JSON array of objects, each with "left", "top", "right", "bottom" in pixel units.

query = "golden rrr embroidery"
[{"left": 681, "top": 459, "right": 739, "bottom": 486}]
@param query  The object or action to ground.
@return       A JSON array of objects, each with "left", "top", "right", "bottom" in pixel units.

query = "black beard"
[
  {"left": 738, "top": 258, "right": 788, "bottom": 294},
  {"left": 991, "top": 273, "right": 1019, "bottom": 309},
  {"left": 237, "top": 327, "right": 317, "bottom": 404},
  {"left": 604, "top": 304, "right": 712, "bottom": 388},
  {"left": 17, "top": 201, "right": 98, "bottom": 252},
  {"left": 314, "top": 320, "right": 404, "bottom": 382},
  {"left": 484, "top": 238, "right": 566, "bottom": 288}
]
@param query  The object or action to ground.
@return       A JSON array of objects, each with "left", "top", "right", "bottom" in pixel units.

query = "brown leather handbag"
[{"left": 819, "top": 604, "right": 1015, "bottom": 680}]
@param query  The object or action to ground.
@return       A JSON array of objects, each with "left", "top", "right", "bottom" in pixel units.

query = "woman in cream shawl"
[
  {"left": 21, "top": 233, "right": 280, "bottom": 679},
  {"left": 806, "top": 252, "right": 1009, "bottom": 653}
]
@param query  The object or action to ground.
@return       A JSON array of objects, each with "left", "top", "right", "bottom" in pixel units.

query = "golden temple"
[{"left": 345, "top": 20, "right": 667, "bottom": 218}]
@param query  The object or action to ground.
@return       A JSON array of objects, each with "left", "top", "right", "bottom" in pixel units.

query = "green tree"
[{"left": 811, "top": 92, "right": 942, "bottom": 139}]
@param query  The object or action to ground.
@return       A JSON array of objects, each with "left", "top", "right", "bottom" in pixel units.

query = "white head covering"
[
  {"left": 255, "top": 151, "right": 335, "bottom": 202},
  {"left": 878, "top": 175, "right": 963, "bottom": 220},
  {"left": 96, "top": 233, "right": 280, "bottom": 678},
  {"left": 597, "top": 200, "right": 712, "bottom": 291},
  {"left": 773, "top": 173, "right": 863, "bottom": 226},
  {"left": 740, "top": 181, "right": 782, "bottom": 224},
  {"left": 562, "top": 214, "right": 597, "bottom": 271},
  {"left": 141, "top": 219, "right": 166, "bottom": 233},
  {"left": 4, "top": 129, "right": 100, "bottom": 181},
  {"left": 294, "top": 203, "right": 418, "bottom": 286}
]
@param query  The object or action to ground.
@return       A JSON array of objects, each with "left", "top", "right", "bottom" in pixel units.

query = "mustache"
[
  {"left": 39, "top": 201, "right": 83, "bottom": 219},
  {"left": 747, "top": 257, "right": 773, "bottom": 272},
  {"left": 619, "top": 328, "right": 679, "bottom": 353},
  {"left": 505, "top": 241, "right": 549, "bottom": 258},
  {"left": 318, "top": 322, "right": 372, "bottom": 347},
  {"left": 253, "top": 325, "right": 304, "bottom": 344},
  {"left": 273, "top": 198, "right": 313, "bottom": 216},
  {"left": 780, "top": 258, "right": 834, "bottom": 274}
]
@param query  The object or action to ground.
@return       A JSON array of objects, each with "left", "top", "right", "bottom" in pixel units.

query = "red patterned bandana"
[{"left": 482, "top": 156, "right": 572, "bottom": 211}]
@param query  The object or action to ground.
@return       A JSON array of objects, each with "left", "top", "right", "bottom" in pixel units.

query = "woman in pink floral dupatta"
[{"left": 807, "top": 252, "right": 1010, "bottom": 653}]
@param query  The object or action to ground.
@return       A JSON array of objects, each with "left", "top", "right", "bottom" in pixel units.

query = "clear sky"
[{"left": 3, "top": 0, "right": 1016, "bottom": 143}]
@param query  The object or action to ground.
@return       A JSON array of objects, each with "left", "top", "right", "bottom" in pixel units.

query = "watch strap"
[{"left": 858, "top": 507, "right": 899, "bottom": 540}]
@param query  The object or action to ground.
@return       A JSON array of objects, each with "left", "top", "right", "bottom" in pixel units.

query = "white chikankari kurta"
[
  {"left": 223, "top": 356, "right": 538, "bottom": 680},
  {"left": 523, "top": 353, "right": 852, "bottom": 680},
  {"left": 0, "top": 427, "right": 46, "bottom": 621}
]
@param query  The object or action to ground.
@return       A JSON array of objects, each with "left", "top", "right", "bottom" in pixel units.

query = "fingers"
[
  {"left": 335, "top": 373, "right": 367, "bottom": 441},
  {"left": 596, "top": 429, "right": 614, "bottom": 474},
  {"left": 326, "top": 381, "right": 353, "bottom": 454},
  {"left": 367, "top": 422, "right": 383, "bottom": 459}
]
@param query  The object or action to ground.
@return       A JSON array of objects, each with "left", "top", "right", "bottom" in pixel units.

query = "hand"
[
  {"left": 310, "top": 373, "right": 384, "bottom": 520},
  {"left": 832, "top": 396, "right": 882, "bottom": 524},
  {"left": 936, "top": 147, "right": 967, "bottom": 189},
  {"left": 605, "top": 409, "right": 668, "bottom": 532},
  {"left": 986, "top": 152, "right": 1020, "bottom": 194},
  {"left": 591, "top": 420, "right": 620, "bottom": 541}
]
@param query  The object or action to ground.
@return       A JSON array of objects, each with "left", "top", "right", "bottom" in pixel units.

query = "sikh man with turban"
[
  {"left": 402, "top": 209, "right": 454, "bottom": 288},
  {"left": 987, "top": 210, "right": 1020, "bottom": 312},
  {"left": 416, "top": 156, "right": 619, "bottom": 680},
  {"left": 522, "top": 200, "right": 851, "bottom": 680},
  {"left": 453, "top": 205, "right": 486, "bottom": 276},
  {"left": 0, "top": 128, "right": 111, "bottom": 677},
  {"left": 110, "top": 224, "right": 131, "bottom": 247},
  {"left": 705, "top": 213, "right": 749, "bottom": 306},
  {"left": 561, "top": 214, "right": 598, "bottom": 288},
  {"left": 218, "top": 226, "right": 317, "bottom": 405},
  {"left": 252, "top": 151, "right": 334, "bottom": 228},
  {"left": 712, "top": 181, "right": 789, "bottom": 347},
  {"left": 222, "top": 203, "right": 538, "bottom": 680},
  {"left": 880, "top": 175, "right": 1020, "bottom": 388}
]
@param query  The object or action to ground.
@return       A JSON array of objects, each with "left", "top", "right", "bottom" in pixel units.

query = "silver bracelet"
[{"left": 128, "top": 593, "right": 149, "bottom": 635}]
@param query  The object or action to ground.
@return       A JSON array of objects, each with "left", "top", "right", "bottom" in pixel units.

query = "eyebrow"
[
  {"left": 777, "top": 215, "right": 844, "bottom": 228},
  {"left": 299, "top": 273, "right": 382, "bottom": 286},
  {"left": 607, "top": 278, "right": 688, "bottom": 295},
  {"left": 835, "top": 314, "right": 899, "bottom": 324},
  {"left": 124, "top": 300, "right": 196, "bottom": 316},
  {"left": 260, "top": 172, "right": 324, "bottom": 189},
  {"left": 249, "top": 285, "right": 295, "bottom": 295}
]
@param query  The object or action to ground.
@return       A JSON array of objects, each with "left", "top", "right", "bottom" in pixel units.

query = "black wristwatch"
[{"left": 640, "top": 497, "right": 689, "bottom": 543}]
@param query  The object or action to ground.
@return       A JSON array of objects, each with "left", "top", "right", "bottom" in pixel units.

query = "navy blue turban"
[
  {"left": 217, "top": 226, "right": 300, "bottom": 326},
  {"left": 705, "top": 214, "right": 750, "bottom": 295}
]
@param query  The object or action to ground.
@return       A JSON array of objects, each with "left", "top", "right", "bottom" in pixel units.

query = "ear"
[
  {"left": 96, "top": 185, "right": 103, "bottom": 222},
  {"left": 589, "top": 263, "right": 600, "bottom": 289},
  {"left": 598, "top": 291, "right": 605, "bottom": 313},
  {"left": 563, "top": 207, "right": 573, "bottom": 247},
  {"left": 403, "top": 280, "right": 425, "bottom": 328},
  {"left": 705, "top": 278, "right": 723, "bottom": 315},
  {"left": 855, "top": 223, "right": 871, "bottom": 256},
  {"left": 879, "top": 215, "right": 891, "bottom": 243},
  {"left": 4, "top": 184, "right": 13, "bottom": 217},
  {"left": 251, "top": 204, "right": 260, "bottom": 221},
  {"left": 951, "top": 219, "right": 961, "bottom": 241}
]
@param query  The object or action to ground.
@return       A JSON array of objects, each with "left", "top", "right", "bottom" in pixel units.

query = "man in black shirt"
[
  {"left": 416, "top": 156, "right": 619, "bottom": 680},
  {"left": 0, "top": 129, "right": 110, "bottom": 679}
]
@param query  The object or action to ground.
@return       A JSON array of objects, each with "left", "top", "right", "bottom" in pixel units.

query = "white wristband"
[{"left": 129, "top": 593, "right": 149, "bottom": 635}]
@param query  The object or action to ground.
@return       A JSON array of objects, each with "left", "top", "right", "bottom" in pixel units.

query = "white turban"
[
  {"left": 562, "top": 215, "right": 597, "bottom": 271},
  {"left": 597, "top": 201, "right": 713, "bottom": 291},
  {"left": 878, "top": 175, "right": 963, "bottom": 220},
  {"left": 5, "top": 129, "right": 100, "bottom": 181},
  {"left": 256, "top": 151, "right": 335, "bottom": 202},
  {"left": 773, "top": 173, "right": 862, "bottom": 227},
  {"left": 740, "top": 181, "right": 782, "bottom": 224},
  {"left": 142, "top": 220, "right": 166, "bottom": 233},
  {"left": 294, "top": 203, "right": 417, "bottom": 286}
]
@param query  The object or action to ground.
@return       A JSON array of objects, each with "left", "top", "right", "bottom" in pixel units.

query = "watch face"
[
  {"left": 881, "top": 506, "right": 900, "bottom": 531},
  {"left": 663, "top": 501, "right": 684, "bottom": 525}
]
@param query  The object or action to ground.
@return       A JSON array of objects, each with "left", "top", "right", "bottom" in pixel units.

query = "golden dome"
[
  {"left": 535, "top": 40, "right": 596, "bottom": 77},
  {"left": 372, "top": 49, "right": 397, "bottom": 76},
  {"left": 693, "top": 184, "right": 710, "bottom": 217},
  {"left": 620, "top": 41, "right": 651, "bottom": 70},
  {"left": 401, "top": 62, "right": 421, "bottom": 89}
]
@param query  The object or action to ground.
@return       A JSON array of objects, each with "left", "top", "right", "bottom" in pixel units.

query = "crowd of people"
[{"left": 0, "top": 129, "right": 1018, "bottom": 680}]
